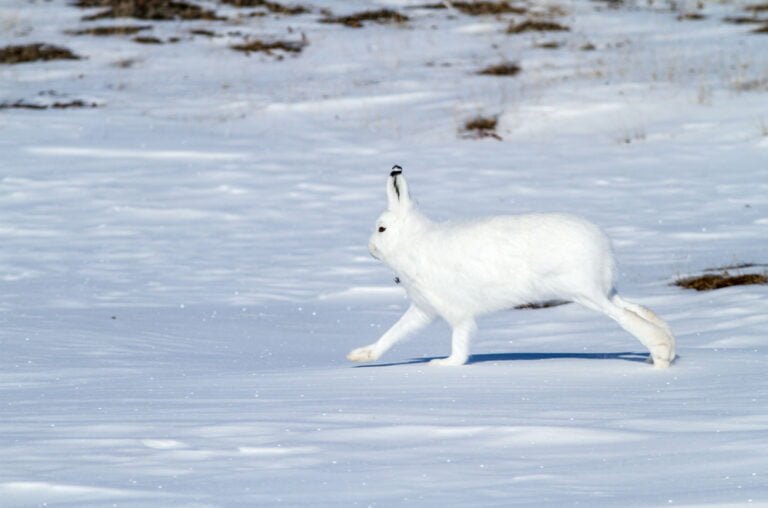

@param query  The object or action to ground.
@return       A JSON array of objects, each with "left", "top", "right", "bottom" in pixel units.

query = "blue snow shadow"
[{"left": 354, "top": 351, "right": 650, "bottom": 368}]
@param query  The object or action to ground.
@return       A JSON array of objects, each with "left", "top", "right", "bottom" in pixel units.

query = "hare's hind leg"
[
  {"left": 429, "top": 318, "right": 476, "bottom": 367},
  {"left": 611, "top": 294, "right": 675, "bottom": 340},
  {"left": 347, "top": 304, "right": 434, "bottom": 363},
  {"left": 575, "top": 293, "right": 676, "bottom": 369}
]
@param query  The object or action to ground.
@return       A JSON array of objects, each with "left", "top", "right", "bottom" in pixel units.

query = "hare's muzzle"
[{"left": 368, "top": 241, "right": 381, "bottom": 260}]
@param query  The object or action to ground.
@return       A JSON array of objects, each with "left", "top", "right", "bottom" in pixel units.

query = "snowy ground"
[{"left": 1, "top": 0, "right": 768, "bottom": 506}]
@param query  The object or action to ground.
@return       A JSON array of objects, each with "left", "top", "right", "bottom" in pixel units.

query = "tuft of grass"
[
  {"left": 231, "top": 38, "right": 307, "bottom": 55},
  {"left": 536, "top": 40, "right": 562, "bottom": 49},
  {"left": 418, "top": 1, "right": 526, "bottom": 16},
  {"left": 190, "top": 28, "right": 217, "bottom": 37},
  {"left": 507, "top": 19, "right": 570, "bottom": 33},
  {"left": 745, "top": 3, "right": 768, "bottom": 12},
  {"left": 321, "top": 9, "right": 408, "bottom": 28},
  {"left": 462, "top": 115, "right": 502, "bottom": 140},
  {"left": 723, "top": 15, "right": 767, "bottom": 24},
  {"left": 478, "top": 61, "right": 521, "bottom": 76},
  {"left": 219, "top": 0, "right": 309, "bottom": 15},
  {"left": 67, "top": 25, "right": 152, "bottom": 36},
  {"left": 0, "top": 43, "right": 81, "bottom": 64},
  {"left": 133, "top": 36, "right": 164, "bottom": 44},
  {"left": 677, "top": 12, "right": 706, "bottom": 21},
  {"left": 112, "top": 57, "right": 140, "bottom": 68},
  {"left": 674, "top": 269, "right": 768, "bottom": 291},
  {"left": 77, "top": 0, "right": 224, "bottom": 21}
]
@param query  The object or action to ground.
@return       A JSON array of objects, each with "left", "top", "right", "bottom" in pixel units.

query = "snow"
[{"left": 1, "top": 0, "right": 768, "bottom": 506}]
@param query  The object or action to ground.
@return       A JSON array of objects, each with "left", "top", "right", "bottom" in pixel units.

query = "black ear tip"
[{"left": 390, "top": 164, "right": 403, "bottom": 177}]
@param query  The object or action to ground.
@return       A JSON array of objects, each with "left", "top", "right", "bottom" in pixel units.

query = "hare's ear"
[{"left": 386, "top": 165, "right": 412, "bottom": 211}]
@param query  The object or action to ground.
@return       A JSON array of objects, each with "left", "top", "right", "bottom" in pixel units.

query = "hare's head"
[{"left": 369, "top": 167, "right": 428, "bottom": 262}]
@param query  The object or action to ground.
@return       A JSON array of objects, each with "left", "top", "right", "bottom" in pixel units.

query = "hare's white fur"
[{"left": 347, "top": 170, "right": 676, "bottom": 368}]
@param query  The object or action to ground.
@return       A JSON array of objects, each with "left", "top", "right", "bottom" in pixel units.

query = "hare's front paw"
[
  {"left": 429, "top": 355, "right": 468, "bottom": 367},
  {"left": 347, "top": 345, "right": 380, "bottom": 363}
]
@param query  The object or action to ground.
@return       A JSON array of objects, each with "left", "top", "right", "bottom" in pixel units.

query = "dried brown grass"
[
  {"left": 507, "top": 19, "right": 570, "bottom": 33},
  {"left": 478, "top": 61, "right": 521, "bottom": 76},
  {"left": 0, "top": 43, "right": 81, "bottom": 64},
  {"left": 77, "top": 0, "right": 223, "bottom": 21},
  {"left": 674, "top": 270, "right": 768, "bottom": 291},
  {"left": 321, "top": 9, "right": 408, "bottom": 28}
]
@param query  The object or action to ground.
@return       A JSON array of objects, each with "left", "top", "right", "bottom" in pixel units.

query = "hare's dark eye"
[{"left": 378, "top": 226, "right": 386, "bottom": 233}]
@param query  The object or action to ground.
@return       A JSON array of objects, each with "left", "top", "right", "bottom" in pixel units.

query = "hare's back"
[{"left": 458, "top": 213, "right": 614, "bottom": 278}]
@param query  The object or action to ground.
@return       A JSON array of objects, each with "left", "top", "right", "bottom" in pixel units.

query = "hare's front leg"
[
  {"left": 347, "top": 304, "right": 434, "bottom": 363},
  {"left": 429, "top": 319, "right": 476, "bottom": 366}
]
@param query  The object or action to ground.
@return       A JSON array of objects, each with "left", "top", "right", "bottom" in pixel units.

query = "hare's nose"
[{"left": 368, "top": 242, "right": 380, "bottom": 260}]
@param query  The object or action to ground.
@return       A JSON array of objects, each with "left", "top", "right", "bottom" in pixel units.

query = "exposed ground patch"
[
  {"left": 0, "top": 43, "right": 81, "bottom": 64},
  {"left": 219, "top": 0, "right": 310, "bottom": 15},
  {"left": 536, "top": 40, "right": 562, "bottom": 49},
  {"left": 507, "top": 19, "right": 570, "bottom": 33},
  {"left": 674, "top": 265, "right": 768, "bottom": 291},
  {"left": 724, "top": 15, "right": 768, "bottom": 24},
  {"left": 677, "top": 12, "right": 706, "bottom": 21},
  {"left": 745, "top": 3, "right": 768, "bottom": 13},
  {"left": 478, "top": 61, "right": 521, "bottom": 76},
  {"left": 190, "top": 28, "right": 218, "bottom": 37},
  {"left": 321, "top": 9, "right": 409, "bottom": 28},
  {"left": 231, "top": 37, "right": 307, "bottom": 56},
  {"left": 76, "top": 0, "right": 223, "bottom": 21},
  {"left": 462, "top": 115, "right": 502, "bottom": 140},
  {"left": 417, "top": 1, "right": 527, "bottom": 15},
  {"left": 134, "top": 36, "right": 168, "bottom": 44},
  {"left": 67, "top": 25, "right": 152, "bottom": 36}
]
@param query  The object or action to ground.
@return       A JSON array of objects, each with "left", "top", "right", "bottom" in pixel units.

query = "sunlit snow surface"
[{"left": 1, "top": 0, "right": 768, "bottom": 506}]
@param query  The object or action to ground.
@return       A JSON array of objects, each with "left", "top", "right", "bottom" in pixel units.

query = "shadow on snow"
[{"left": 354, "top": 351, "right": 650, "bottom": 368}]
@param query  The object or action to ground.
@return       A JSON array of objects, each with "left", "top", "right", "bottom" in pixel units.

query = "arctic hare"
[{"left": 347, "top": 167, "right": 676, "bottom": 368}]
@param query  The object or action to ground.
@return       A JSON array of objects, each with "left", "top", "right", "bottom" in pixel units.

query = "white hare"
[{"left": 347, "top": 167, "right": 676, "bottom": 368}]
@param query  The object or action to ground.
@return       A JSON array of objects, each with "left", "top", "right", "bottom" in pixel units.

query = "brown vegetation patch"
[
  {"left": 462, "top": 115, "right": 501, "bottom": 140},
  {"left": 219, "top": 0, "right": 309, "bottom": 15},
  {"left": 67, "top": 25, "right": 152, "bottom": 36},
  {"left": 753, "top": 23, "right": 768, "bottom": 33},
  {"left": 0, "top": 43, "right": 81, "bottom": 64},
  {"left": 677, "top": 12, "right": 706, "bottom": 21},
  {"left": 77, "top": 0, "right": 223, "bottom": 21},
  {"left": 536, "top": 40, "right": 562, "bottom": 49},
  {"left": 745, "top": 3, "right": 768, "bottom": 12},
  {"left": 723, "top": 16, "right": 767, "bottom": 24},
  {"left": 418, "top": 1, "right": 526, "bottom": 15},
  {"left": 113, "top": 57, "right": 140, "bottom": 67},
  {"left": 321, "top": 9, "right": 408, "bottom": 28},
  {"left": 674, "top": 268, "right": 768, "bottom": 291},
  {"left": 190, "top": 28, "right": 217, "bottom": 37},
  {"left": 514, "top": 300, "right": 570, "bottom": 310},
  {"left": 478, "top": 61, "right": 521, "bottom": 76},
  {"left": 231, "top": 38, "right": 307, "bottom": 55},
  {"left": 507, "top": 19, "right": 570, "bottom": 33},
  {"left": 133, "top": 36, "right": 164, "bottom": 43}
]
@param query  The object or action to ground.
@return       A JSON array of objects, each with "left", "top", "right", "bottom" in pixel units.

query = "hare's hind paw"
[
  {"left": 650, "top": 342, "right": 675, "bottom": 369},
  {"left": 347, "top": 345, "right": 379, "bottom": 363}
]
